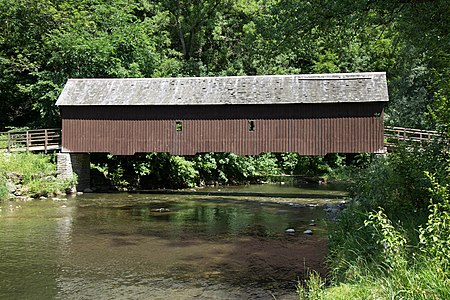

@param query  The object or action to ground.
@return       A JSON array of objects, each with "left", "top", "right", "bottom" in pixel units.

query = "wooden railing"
[
  {"left": 0, "top": 126, "right": 441, "bottom": 154},
  {"left": 0, "top": 129, "right": 61, "bottom": 153},
  {"left": 384, "top": 126, "right": 440, "bottom": 145}
]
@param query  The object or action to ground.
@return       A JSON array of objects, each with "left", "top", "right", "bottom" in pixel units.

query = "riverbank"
[
  {"left": 299, "top": 143, "right": 450, "bottom": 299},
  {"left": 0, "top": 152, "right": 74, "bottom": 201}
]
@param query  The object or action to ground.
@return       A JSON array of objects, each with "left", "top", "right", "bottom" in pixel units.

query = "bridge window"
[
  {"left": 248, "top": 120, "right": 255, "bottom": 132},
  {"left": 176, "top": 121, "right": 183, "bottom": 132}
]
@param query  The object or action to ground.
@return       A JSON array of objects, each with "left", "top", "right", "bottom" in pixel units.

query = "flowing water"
[{"left": 0, "top": 184, "right": 347, "bottom": 299}]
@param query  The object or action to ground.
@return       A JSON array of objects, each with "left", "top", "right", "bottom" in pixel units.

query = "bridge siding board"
[{"left": 61, "top": 102, "right": 384, "bottom": 155}]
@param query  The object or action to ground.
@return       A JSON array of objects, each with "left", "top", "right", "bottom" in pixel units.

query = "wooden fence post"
[
  {"left": 44, "top": 129, "right": 48, "bottom": 153},
  {"left": 26, "top": 130, "right": 30, "bottom": 151},
  {"left": 7, "top": 132, "right": 11, "bottom": 152}
]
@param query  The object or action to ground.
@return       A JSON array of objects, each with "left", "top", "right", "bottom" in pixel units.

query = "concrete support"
[{"left": 57, "top": 153, "right": 90, "bottom": 192}]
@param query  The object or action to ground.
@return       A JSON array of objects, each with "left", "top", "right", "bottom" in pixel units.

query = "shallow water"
[{"left": 0, "top": 184, "right": 347, "bottom": 299}]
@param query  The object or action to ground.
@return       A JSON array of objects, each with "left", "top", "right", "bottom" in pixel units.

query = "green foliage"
[
  {"left": 1, "top": 0, "right": 448, "bottom": 130},
  {"left": 429, "top": 73, "right": 450, "bottom": 136},
  {"left": 350, "top": 143, "right": 450, "bottom": 213},
  {"left": 0, "top": 178, "right": 8, "bottom": 200},
  {"left": 276, "top": 153, "right": 344, "bottom": 177},
  {"left": 192, "top": 153, "right": 218, "bottom": 183},
  {"left": 92, "top": 153, "right": 199, "bottom": 189},
  {"left": 0, "top": 152, "right": 75, "bottom": 199},
  {"left": 90, "top": 156, "right": 130, "bottom": 189},
  {"left": 213, "top": 153, "right": 279, "bottom": 184},
  {"left": 91, "top": 152, "right": 352, "bottom": 190},
  {"left": 137, "top": 153, "right": 198, "bottom": 188},
  {"left": 419, "top": 173, "right": 450, "bottom": 269},
  {"left": 297, "top": 271, "right": 326, "bottom": 300},
  {"left": 317, "top": 139, "right": 450, "bottom": 299},
  {"left": 301, "top": 257, "right": 450, "bottom": 300},
  {"left": 92, "top": 152, "right": 305, "bottom": 189},
  {"left": 364, "top": 209, "right": 407, "bottom": 270}
]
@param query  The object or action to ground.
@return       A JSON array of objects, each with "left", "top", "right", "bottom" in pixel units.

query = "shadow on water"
[
  {"left": 71, "top": 193, "right": 333, "bottom": 297},
  {"left": 0, "top": 184, "right": 346, "bottom": 299}
]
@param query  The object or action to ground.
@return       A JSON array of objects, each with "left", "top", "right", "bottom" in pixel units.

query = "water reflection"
[{"left": 0, "top": 186, "right": 345, "bottom": 299}]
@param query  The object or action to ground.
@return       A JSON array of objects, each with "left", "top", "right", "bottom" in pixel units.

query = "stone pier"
[{"left": 57, "top": 153, "right": 90, "bottom": 192}]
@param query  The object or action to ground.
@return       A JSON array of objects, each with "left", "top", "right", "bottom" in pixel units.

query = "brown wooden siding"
[{"left": 60, "top": 103, "right": 384, "bottom": 155}]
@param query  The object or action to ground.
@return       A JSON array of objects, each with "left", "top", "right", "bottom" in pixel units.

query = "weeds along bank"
[
  {"left": 0, "top": 152, "right": 75, "bottom": 201},
  {"left": 299, "top": 141, "right": 450, "bottom": 299}
]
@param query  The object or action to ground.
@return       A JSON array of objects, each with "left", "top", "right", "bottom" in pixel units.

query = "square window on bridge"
[
  {"left": 248, "top": 120, "right": 255, "bottom": 132},
  {"left": 176, "top": 121, "right": 183, "bottom": 132}
]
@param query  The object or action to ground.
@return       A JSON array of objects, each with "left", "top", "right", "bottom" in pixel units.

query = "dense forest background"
[
  {"left": 1, "top": 2, "right": 449, "bottom": 297},
  {"left": 0, "top": 0, "right": 448, "bottom": 132}
]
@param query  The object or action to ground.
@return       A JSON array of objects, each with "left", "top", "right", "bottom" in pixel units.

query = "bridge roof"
[{"left": 56, "top": 72, "right": 388, "bottom": 106}]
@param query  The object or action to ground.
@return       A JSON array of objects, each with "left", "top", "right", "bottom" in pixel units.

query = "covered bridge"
[{"left": 56, "top": 72, "right": 388, "bottom": 156}]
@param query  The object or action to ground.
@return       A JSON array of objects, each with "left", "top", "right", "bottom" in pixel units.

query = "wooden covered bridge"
[
  {"left": 2, "top": 72, "right": 392, "bottom": 191},
  {"left": 56, "top": 72, "right": 388, "bottom": 155},
  {"left": 52, "top": 72, "right": 390, "bottom": 190}
]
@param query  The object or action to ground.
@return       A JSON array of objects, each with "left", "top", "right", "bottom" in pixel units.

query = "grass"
[
  {"left": 0, "top": 134, "right": 9, "bottom": 149},
  {"left": 298, "top": 143, "right": 450, "bottom": 299},
  {"left": 299, "top": 257, "right": 450, "bottom": 300},
  {"left": 0, "top": 178, "right": 8, "bottom": 199},
  {"left": 0, "top": 152, "right": 75, "bottom": 200}
]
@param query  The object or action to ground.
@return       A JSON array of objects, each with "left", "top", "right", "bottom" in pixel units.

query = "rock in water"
[
  {"left": 285, "top": 228, "right": 295, "bottom": 234},
  {"left": 303, "top": 229, "right": 313, "bottom": 235},
  {"left": 151, "top": 208, "right": 171, "bottom": 213}
]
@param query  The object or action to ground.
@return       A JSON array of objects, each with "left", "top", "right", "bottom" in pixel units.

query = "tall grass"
[
  {"left": 0, "top": 152, "right": 75, "bottom": 200},
  {"left": 300, "top": 257, "right": 449, "bottom": 300},
  {"left": 0, "top": 178, "right": 8, "bottom": 199},
  {"left": 298, "top": 142, "right": 450, "bottom": 299}
]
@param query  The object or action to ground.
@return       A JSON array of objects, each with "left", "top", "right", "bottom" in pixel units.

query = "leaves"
[
  {"left": 419, "top": 173, "right": 450, "bottom": 268},
  {"left": 0, "top": 0, "right": 448, "bottom": 131}
]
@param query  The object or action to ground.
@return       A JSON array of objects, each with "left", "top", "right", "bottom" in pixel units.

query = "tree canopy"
[{"left": 0, "top": 0, "right": 448, "bottom": 130}]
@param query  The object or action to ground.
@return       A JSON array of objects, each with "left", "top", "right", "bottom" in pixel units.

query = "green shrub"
[
  {"left": 132, "top": 153, "right": 198, "bottom": 188},
  {"left": 313, "top": 140, "right": 450, "bottom": 300},
  {"left": 297, "top": 271, "right": 326, "bottom": 300},
  {"left": 305, "top": 204, "right": 450, "bottom": 300},
  {"left": 419, "top": 173, "right": 450, "bottom": 269},
  {"left": 303, "top": 257, "right": 450, "bottom": 300},
  {"left": 276, "top": 153, "right": 345, "bottom": 177},
  {"left": 0, "top": 152, "right": 75, "bottom": 198},
  {"left": 350, "top": 142, "right": 449, "bottom": 215},
  {"left": 364, "top": 209, "right": 407, "bottom": 271},
  {"left": 0, "top": 178, "right": 8, "bottom": 200}
]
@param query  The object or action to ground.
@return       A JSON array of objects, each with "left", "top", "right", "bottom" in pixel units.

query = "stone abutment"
[{"left": 57, "top": 153, "right": 90, "bottom": 192}]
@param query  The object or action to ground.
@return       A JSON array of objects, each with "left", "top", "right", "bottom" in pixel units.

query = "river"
[{"left": 0, "top": 184, "right": 347, "bottom": 299}]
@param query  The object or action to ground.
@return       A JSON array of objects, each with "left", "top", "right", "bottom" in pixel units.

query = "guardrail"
[
  {"left": 0, "top": 128, "right": 61, "bottom": 153},
  {"left": 384, "top": 126, "right": 440, "bottom": 145}
]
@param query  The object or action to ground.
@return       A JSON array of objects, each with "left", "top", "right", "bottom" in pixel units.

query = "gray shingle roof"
[{"left": 56, "top": 72, "right": 388, "bottom": 106}]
